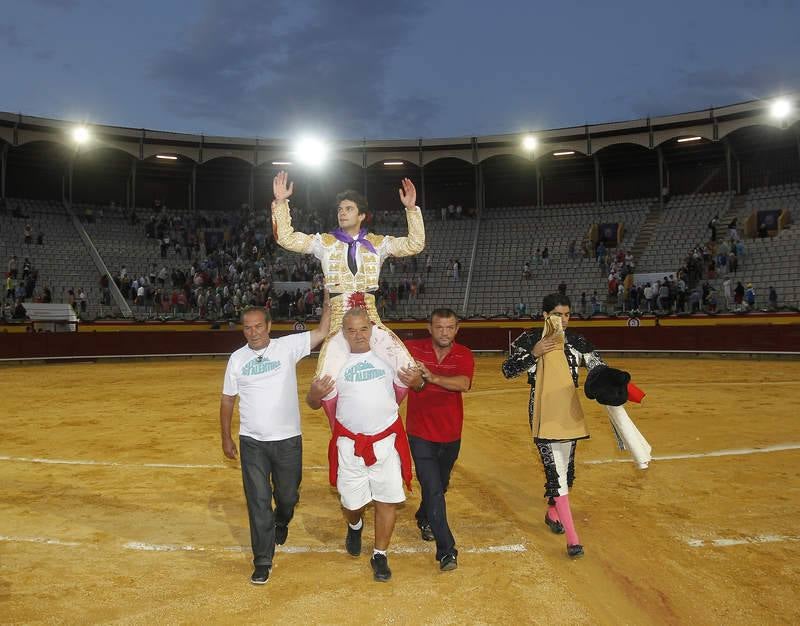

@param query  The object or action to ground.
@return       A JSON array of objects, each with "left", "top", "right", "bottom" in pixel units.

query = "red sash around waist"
[{"left": 328, "top": 417, "right": 412, "bottom": 490}]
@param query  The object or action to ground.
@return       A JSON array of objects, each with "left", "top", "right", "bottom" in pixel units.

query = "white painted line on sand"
[
  {"left": 274, "top": 545, "right": 344, "bottom": 554},
  {"left": 583, "top": 442, "right": 800, "bottom": 465},
  {"left": 0, "top": 535, "right": 525, "bottom": 555},
  {"left": 124, "top": 541, "right": 526, "bottom": 555},
  {"left": 123, "top": 541, "right": 209, "bottom": 552},
  {"left": 0, "top": 535, "right": 82, "bottom": 547},
  {"left": 467, "top": 544, "right": 527, "bottom": 554},
  {"left": 5, "top": 443, "right": 799, "bottom": 472},
  {"left": 0, "top": 455, "right": 327, "bottom": 471},
  {"left": 685, "top": 534, "right": 800, "bottom": 548},
  {"left": 0, "top": 455, "right": 226, "bottom": 469}
]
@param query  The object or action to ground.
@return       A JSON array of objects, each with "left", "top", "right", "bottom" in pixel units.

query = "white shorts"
[{"left": 336, "top": 433, "right": 406, "bottom": 510}]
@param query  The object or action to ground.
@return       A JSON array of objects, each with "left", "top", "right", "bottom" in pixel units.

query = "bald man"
[{"left": 307, "top": 307, "right": 422, "bottom": 582}]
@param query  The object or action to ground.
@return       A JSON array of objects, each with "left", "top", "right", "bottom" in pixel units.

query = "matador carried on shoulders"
[{"left": 271, "top": 171, "right": 425, "bottom": 419}]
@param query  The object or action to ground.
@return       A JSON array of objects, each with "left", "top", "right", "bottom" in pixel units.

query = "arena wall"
[{"left": 1, "top": 314, "right": 798, "bottom": 360}]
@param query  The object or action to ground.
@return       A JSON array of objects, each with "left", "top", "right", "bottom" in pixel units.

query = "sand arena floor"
[{"left": 1, "top": 355, "right": 799, "bottom": 625}]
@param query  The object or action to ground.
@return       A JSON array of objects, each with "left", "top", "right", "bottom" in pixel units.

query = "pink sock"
[
  {"left": 553, "top": 495, "right": 580, "bottom": 546},
  {"left": 547, "top": 505, "right": 560, "bottom": 522}
]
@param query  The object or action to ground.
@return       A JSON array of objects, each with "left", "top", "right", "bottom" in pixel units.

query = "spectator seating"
[
  {"left": 377, "top": 208, "right": 476, "bottom": 318},
  {"left": 2, "top": 185, "right": 798, "bottom": 321},
  {"left": 1, "top": 198, "right": 102, "bottom": 316},
  {"left": 469, "top": 199, "right": 650, "bottom": 316},
  {"left": 635, "top": 191, "right": 733, "bottom": 274},
  {"left": 705, "top": 184, "right": 800, "bottom": 308}
]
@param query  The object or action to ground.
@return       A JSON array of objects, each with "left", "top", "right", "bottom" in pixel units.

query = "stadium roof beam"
[
  {"left": 0, "top": 94, "right": 787, "bottom": 165},
  {"left": 1, "top": 95, "right": 798, "bottom": 205}
]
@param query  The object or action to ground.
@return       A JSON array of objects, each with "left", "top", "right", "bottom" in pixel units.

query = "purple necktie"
[{"left": 331, "top": 228, "right": 377, "bottom": 275}]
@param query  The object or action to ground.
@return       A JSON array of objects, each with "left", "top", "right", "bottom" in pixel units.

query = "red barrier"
[{"left": 1, "top": 318, "right": 798, "bottom": 359}]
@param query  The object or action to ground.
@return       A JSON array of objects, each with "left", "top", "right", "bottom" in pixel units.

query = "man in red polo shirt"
[{"left": 402, "top": 308, "right": 474, "bottom": 572}]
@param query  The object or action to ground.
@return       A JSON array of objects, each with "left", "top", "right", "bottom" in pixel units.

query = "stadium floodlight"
[
  {"left": 272, "top": 161, "right": 292, "bottom": 166},
  {"left": 72, "top": 126, "right": 90, "bottom": 144},
  {"left": 553, "top": 151, "right": 575, "bottom": 156},
  {"left": 383, "top": 161, "right": 404, "bottom": 166},
  {"left": 522, "top": 135, "right": 538, "bottom": 151},
  {"left": 156, "top": 154, "right": 178, "bottom": 160},
  {"left": 770, "top": 98, "right": 792, "bottom": 120},
  {"left": 294, "top": 137, "right": 328, "bottom": 167},
  {"left": 677, "top": 136, "right": 702, "bottom": 143}
]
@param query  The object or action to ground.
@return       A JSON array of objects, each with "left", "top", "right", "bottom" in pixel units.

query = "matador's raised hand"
[
  {"left": 273, "top": 170, "right": 294, "bottom": 202},
  {"left": 399, "top": 177, "right": 417, "bottom": 210}
]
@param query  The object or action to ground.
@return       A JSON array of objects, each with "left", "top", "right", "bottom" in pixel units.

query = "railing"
[{"left": 63, "top": 201, "right": 133, "bottom": 318}]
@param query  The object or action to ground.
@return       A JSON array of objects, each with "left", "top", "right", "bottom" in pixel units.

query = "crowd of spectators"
[
  {"left": 2, "top": 205, "right": 85, "bottom": 321},
  {"left": 620, "top": 223, "right": 773, "bottom": 314},
  {"left": 603, "top": 247, "right": 636, "bottom": 299},
  {"left": 3, "top": 194, "right": 789, "bottom": 323},
  {"left": 115, "top": 201, "right": 436, "bottom": 321},
  {"left": 112, "top": 202, "right": 321, "bottom": 320},
  {"left": 671, "top": 227, "right": 754, "bottom": 312},
  {"left": 3, "top": 254, "right": 46, "bottom": 322}
]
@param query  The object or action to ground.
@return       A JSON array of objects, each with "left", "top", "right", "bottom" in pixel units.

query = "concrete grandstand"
[{"left": 1, "top": 96, "right": 799, "bottom": 322}]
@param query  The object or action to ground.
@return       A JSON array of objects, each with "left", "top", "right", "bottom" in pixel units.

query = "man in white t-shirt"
[
  {"left": 307, "top": 307, "right": 422, "bottom": 582},
  {"left": 220, "top": 296, "right": 330, "bottom": 585}
]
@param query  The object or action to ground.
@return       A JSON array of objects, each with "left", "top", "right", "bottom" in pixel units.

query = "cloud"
[
  {"left": 1, "top": 24, "right": 57, "bottom": 62},
  {"left": 0, "top": 23, "right": 24, "bottom": 49},
  {"left": 628, "top": 65, "right": 800, "bottom": 118},
  {"left": 384, "top": 97, "right": 442, "bottom": 139},
  {"left": 149, "top": 0, "right": 438, "bottom": 138},
  {"left": 1, "top": 27, "right": 61, "bottom": 63},
  {"left": 33, "top": 49, "right": 55, "bottom": 62},
  {"left": 29, "top": 0, "right": 80, "bottom": 9}
]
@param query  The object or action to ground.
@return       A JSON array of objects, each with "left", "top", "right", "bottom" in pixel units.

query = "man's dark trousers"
[
  {"left": 239, "top": 435, "right": 302, "bottom": 568},
  {"left": 409, "top": 435, "right": 461, "bottom": 560}
]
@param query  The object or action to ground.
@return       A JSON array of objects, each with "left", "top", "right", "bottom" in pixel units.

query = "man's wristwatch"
[{"left": 414, "top": 379, "right": 427, "bottom": 392}]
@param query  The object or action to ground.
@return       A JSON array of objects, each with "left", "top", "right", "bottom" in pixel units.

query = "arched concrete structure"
[{"left": 0, "top": 95, "right": 797, "bottom": 175}]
